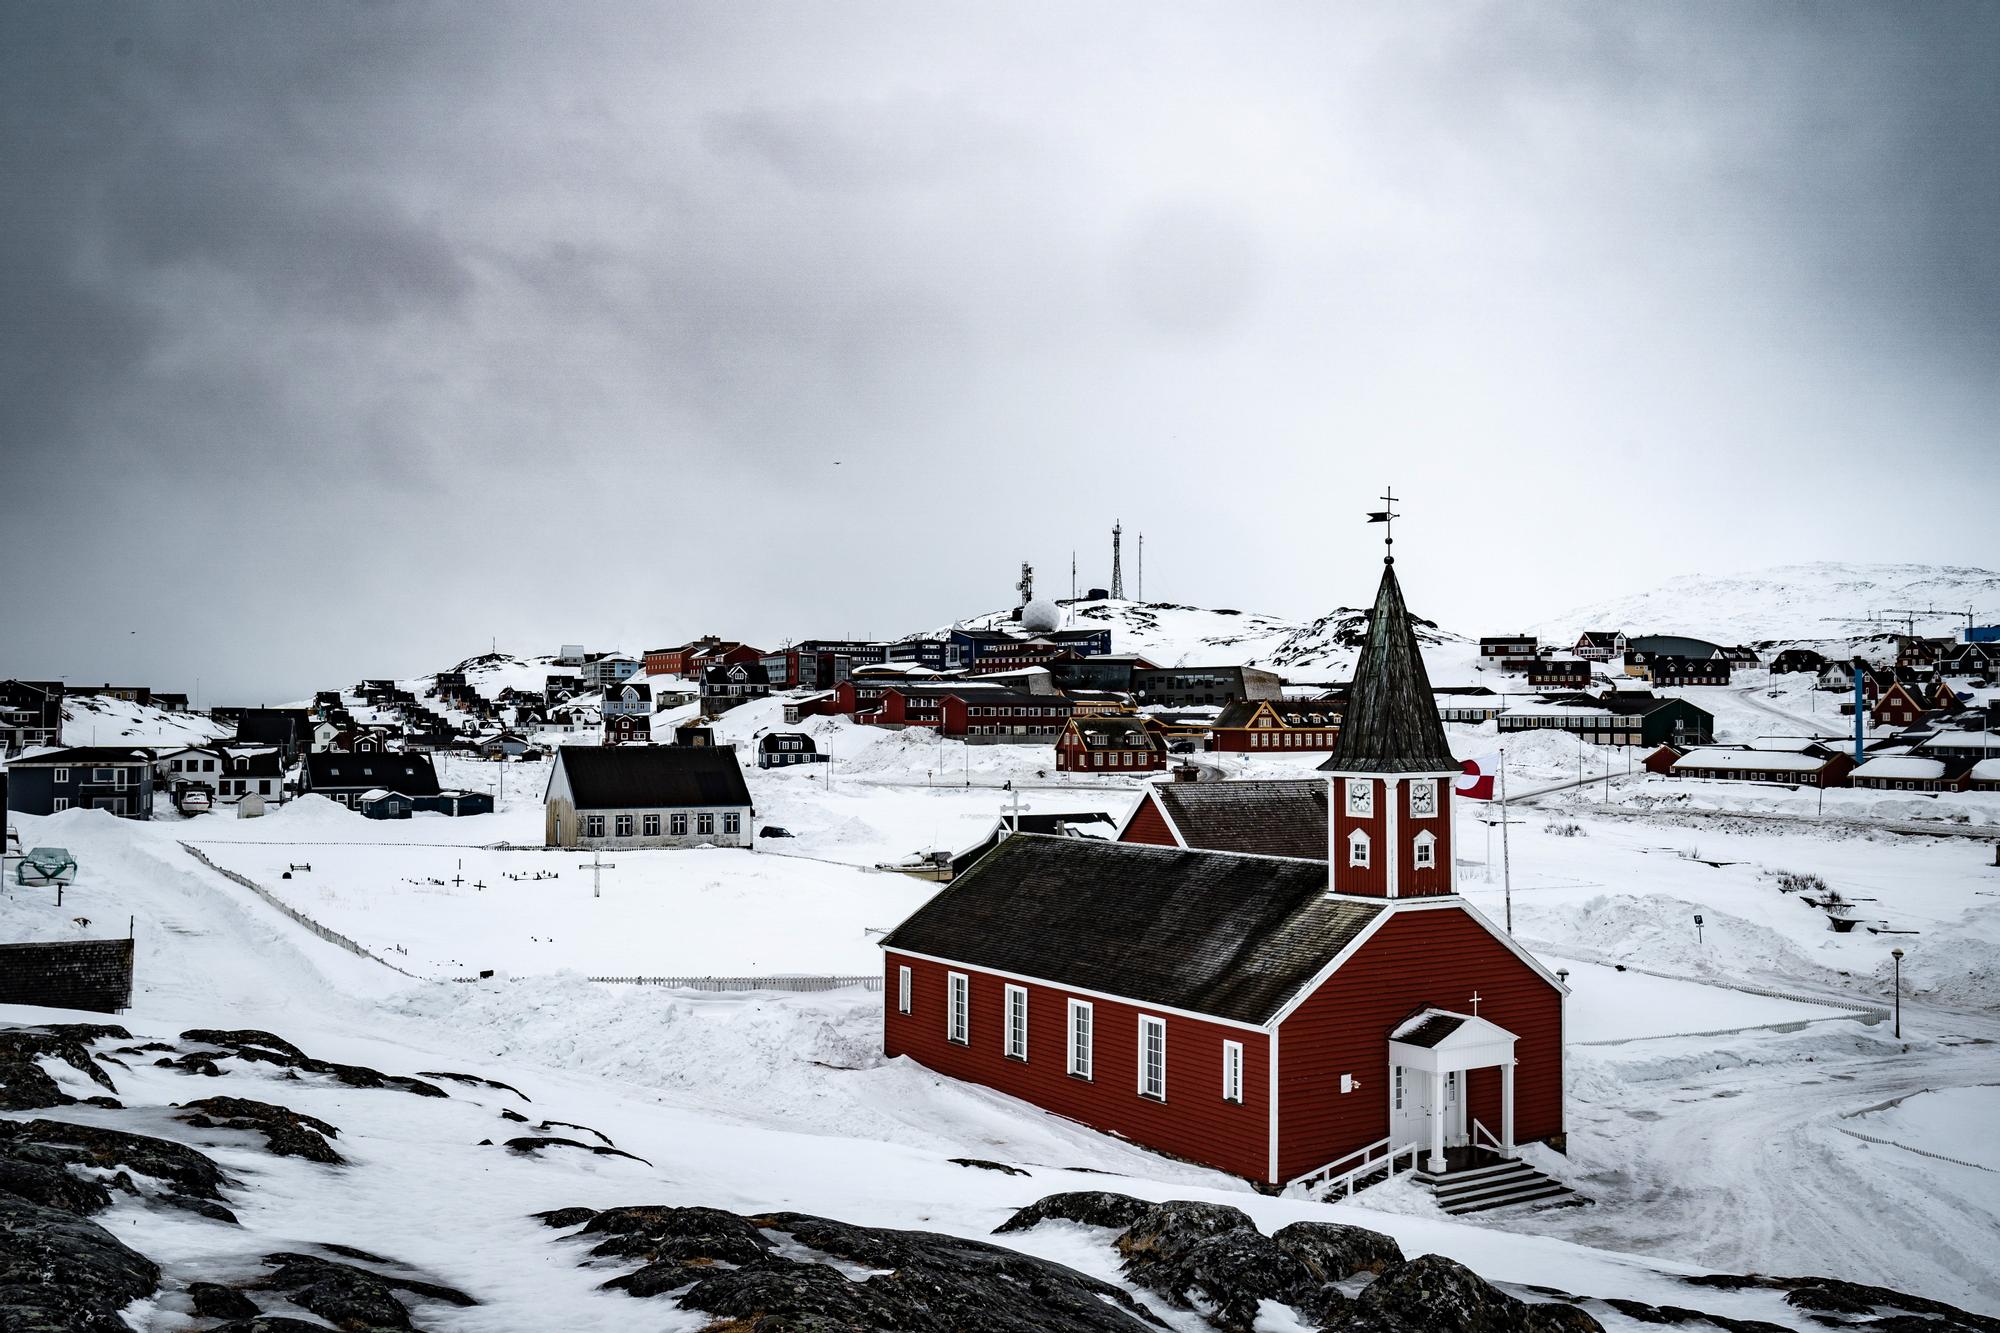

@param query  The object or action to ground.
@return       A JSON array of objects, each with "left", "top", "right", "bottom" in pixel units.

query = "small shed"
[{"left": 358, "top": 789, "right": 417, "bottom": 819}]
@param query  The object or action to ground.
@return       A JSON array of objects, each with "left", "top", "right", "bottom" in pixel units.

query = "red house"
[
  {"left": 1871, "top": 681, "right": 1928, "bottom": 729},
  {"left": 882, "top": 556, "right": 1569, "bottom": 1200},
  {"left": 1207, "top": 698, "right": 1341, "bottom": 753},
  {"left": 1054, "top": 715, "right": 1167, "bottom": 773}
]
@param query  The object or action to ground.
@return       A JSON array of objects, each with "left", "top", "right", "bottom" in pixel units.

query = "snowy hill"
[
  {"left": 57, "top": 693, "right": 231, "bottom": 748},
  {"left": 925, "top": 597, "right": 1477, "bottom": 682},
  {"left": 1531, "top": 562, "right": 2000, "bottom": 646}
]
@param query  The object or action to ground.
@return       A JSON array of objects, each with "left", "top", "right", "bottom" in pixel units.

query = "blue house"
[{"left": 3, "top": 747, "right": 156, "bottom": 820}]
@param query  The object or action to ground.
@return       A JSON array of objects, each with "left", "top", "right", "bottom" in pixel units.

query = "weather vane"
[{"left": 1366, "top": 486, "right": 1398, "bottom": 563}]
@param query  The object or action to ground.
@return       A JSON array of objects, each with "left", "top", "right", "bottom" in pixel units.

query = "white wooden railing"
[
  {"left": 1284, "top": 1136, "right": 1421, "bottom": 1200},
  {"left": 1472, "top": 1118, "right": 1507, "bottom": 1156}
]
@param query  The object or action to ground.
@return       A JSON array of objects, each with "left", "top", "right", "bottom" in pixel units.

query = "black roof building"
[
  {"left": 237, "top": 708, "right": 314, "bottom": 753},
  {"left": 881, "top": 836, "right": 1383, "bottom": 1026},
  {"left": 1145, "top": 778, "right": 1327, "bottom": 861},
  {"left": 550, "top": 745, "right": 751, "bottom": 811},
  {"left": 303, "top": 753, "right": 441, "bottom": 797},
  {"left": 1320, "top": 560, "right": 1457, "bottom": 775}
]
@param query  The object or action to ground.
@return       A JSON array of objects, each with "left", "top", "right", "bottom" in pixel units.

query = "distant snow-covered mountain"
[
  {"left": 1531, "top": 563, "right": 2000, "bottom": 647},
  {"left": 925, "top": 598, "right": 1476, "bottom": 683}
]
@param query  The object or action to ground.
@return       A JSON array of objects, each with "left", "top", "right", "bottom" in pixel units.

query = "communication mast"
[
  {"left": 1137, "top": 533, "right": 1143, "bottom": 602},
  {"left": 1110, "top": 522, "right": 1124, "bottom": 600},
  {"left": 1016, "top": 561, "right": 1034, "bottom": 607}
]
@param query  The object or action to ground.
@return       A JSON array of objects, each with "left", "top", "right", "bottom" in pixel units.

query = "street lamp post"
[{"left": 1891, "top": 947, "right": 1904, "bottom": 1039}]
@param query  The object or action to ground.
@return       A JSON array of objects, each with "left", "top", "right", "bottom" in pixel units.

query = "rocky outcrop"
[
  {"left": 1680, "top": 1274, "right": 2000, "bottom": 1333},
  {"left": 991, "top": 1190, "right": 1157, "bottom": 1233},
  {"left": 1271, "top": 1220, "right": 1406, "bottom": 1281},
  {"left": 418, "top": 1069, "right": 528, "bottom": 1099},
  {"left": 178, "top": 1030, "right": 447, "bottom": 1098},
  {"left": 0, "top": 1025, "right": 125, "bottom": 1111},
  {"left": 189, "top": 1281, "right": 260, "bottom": 1319},
  {"left": 0, "top": 1193, "right": 160, "bottom": 1333},
  {"left": 1113, "top": 1200, "right": 1314, "bottom": 1332},
  {"left": 257, "top": 1251, "right": 477, "bottom": 1330},
  {"left": 501, "top": 1135, "right": 651, "bottom": 1166},
  {"left": 0, "top": 1117, "right": 229, "bottom": 1202},
  {"left": 1342, "top": 1253, "right": 1599, "bottom": 1333},
  {"left": 176, "top": 1096, "right": 343, "bottom": 1164},
  {"left": 547, "top": 1202, "right": 1165, "bottom": 1331}
]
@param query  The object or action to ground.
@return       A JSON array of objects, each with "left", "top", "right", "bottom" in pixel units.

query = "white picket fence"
[
  {"left": 179, "top": 842, "right": 419, "bottom": 979},
  {"left": 588, "top": 974, "right": 882, "bottom": 993}
]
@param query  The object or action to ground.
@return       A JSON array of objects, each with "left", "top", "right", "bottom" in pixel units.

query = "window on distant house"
[
  {"left": 53, "top": 798, "right": 69, "bottom": 812},
  {"left": 1222, "top": 1040, "right": 1244, "bottom": 1104},
  {"left": 671, "top": 813, "right": 688, "bottom": 836},
  {"left": 615, "top": 814, "right": 634, "bottom": 838},
  {"left": 1348, "top": 829, "right": 1371, "bottom": 868},
  {"left": 1414, "top": 830, "right": 1437, "bottom": 869},
  {"left": 643, "top": 814, "right": 660, "bottom": 836},
  {"left": 897, "top": 965, "right": 912, "bottom": 1015},
  {"left": 1004, "top": 984, "right": 1028, "bottom": 1061},
  {"left": 947, "top": 972, "right": 969, "bottom": 1044},
  {"left": 584, "top": 815, "right": 605, "bottom": 838},
  {"left": 54, "top": 768, "right": 69, "bottom": 784},
  {"left": 723, "top": 812, "right": 740, "bottom": 835},
  {"left": 1138, "top": 1015, "right": 1166, "bottom": 1101},
  {"left": 1068, "top": 999, "right": 1093, "bottom": 1079},
  {"left": 697, "top": 813, "right": 715, "bottom": 836}
]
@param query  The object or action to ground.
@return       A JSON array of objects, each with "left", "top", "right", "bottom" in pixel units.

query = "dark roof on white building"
[
  {"left": 882, "top": 835, "right": 1382, "bottom": 1026},
  {"left": 553, "top": 745, "right": 751, "bottom": 810},
  {"left": 305, "top": 753, "right": 441, "bottom": 796}
]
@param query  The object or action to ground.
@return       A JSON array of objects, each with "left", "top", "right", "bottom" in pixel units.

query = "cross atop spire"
[{"left": 1366, "top": 487, "right": 1399, "bottom": 565}]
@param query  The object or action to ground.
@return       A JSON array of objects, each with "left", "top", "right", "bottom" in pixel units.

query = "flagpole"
[{"left": 1499, "top": 745, "right": 1513, "bottom": 934}]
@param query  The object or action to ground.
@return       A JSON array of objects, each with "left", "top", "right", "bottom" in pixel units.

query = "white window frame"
[
  {"left": 947, "top": 971, "right": 969, "bottom": 1045},
  {"left": 1347, "top": 828, "right": 1371, "bottom": 868},
  {"left": 1413, "top": 829, "right": 1437, "bottom": 868},
  {"left": 1222, "top": 1039, "right": 1244, "bottom": 1104},
  {"left": 584, "top": 814, "right": 605, "bottom": 838},
  {"left": 1067, "top": 999, "right": 1093, "bottom": 1079},
  {"left": 53, "top": 767, "right": 70, "bottom": 784},
  {"left": 1393, "top": 1065, "right": 1405, "bottom": 1111},
  {"left": 1408, "top": 778, "right": 1437, "bottom": 818},
  {"left": 897, "top": 965, "right": 912, "bottom": 1015},
  {"left": 1345, "top": 778, "right": 1375, "bottom": 817},
  {"left": 1004, "top": 983, "right": 1028, "bottom": 1061},
  {"left": 1137, "top": 1015, "right": 1167, "bottom": 1101},
  {"left": 52, "top": 797, "right": 69, "bottom": 812},
  {"left": 697, "top": 812, "right": 716, "bottom": 836}
]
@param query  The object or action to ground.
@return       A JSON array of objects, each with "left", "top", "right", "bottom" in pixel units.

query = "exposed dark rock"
[
  {"left": 951, "top": 1156, "right": 1029, "bottom": 1176},
  {"left": 176, "top": 1096, "right": 343, "bottom": 1164},
  {"left": 180, "top": 1028, "right": 306, "bottom": 1059},
  {"left": 1528, "top": 1302, "right": 1625, "bottom": 1333},
  {"left": 264, "top": 1251, "right": 477, "bottom": 1309},
  {"left": 534, "top": 1206, "right": 600, "bottom": 1229},
  {"left": 156, "top": 1052, "right": 226, "bottom": 1077},
  {"left": 208, "top": 1319, "right": 340, "bottom": 1332},
  {"left": 77, "top": 1096, "right": 121, "bottom": 1109},
  {"left": 418, "top": 1069, "right": 529, "bottom": 1099},
  {"left": 0, "top": 1192, "right": 160, "bottom": 1333},
  {"left": 189, "top": 1281, "right": 260, "bottom": 1319},
  {"left": 499, "top": 1108, "right": 529, "bottom": 1123},
  {"left": 1342, "top": 1253, "right": 1602, "bottom": 1333},
  {"left": 580, "top": 1205, "right": 774, "bottom": 1266},
  {"left": 0, "top": 1139, "right": 115, "bottom": 1214},
  {"left": 0, "top": 1026, "right": 122, "bottom": 1111},
  {"left": 161, "top": 1192, "right": 239, "bottom": 1224},
  {"left": 1112, "top": 1202, "right": 1310, "bottom": 1332},
  {"left": 536, "top": 1118, "right": 611, "bottom": 1144},
  {"left": 1271, "top": 1220, "right": 1405, "bottom": 1280},
  {"left": 674, "top": 1255, "right": 878, "bottom": 1323},
  {"left": 0, "top": 1117, "right": 229, "bottom": 1200},
  {"left": 503, "top": 1135, "right": 651, "bottom": 1166},
  {"left": 181, "top": 1030, "right": 447, "bottom": 1098},
  {"left": 993, "top": 1190, "right": 1156, "bottom": 1233}
]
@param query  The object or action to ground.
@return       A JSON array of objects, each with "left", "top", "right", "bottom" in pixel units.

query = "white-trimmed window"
[
  {"left": 1414, "top": 829, "right": 1437, "bottom": 869},
  {"left": 1137, "top": 1015, "right": 1167, "bottom": 1100},
  {"left": 1221, "top": 1040, "right": 1244, "bottom": 1104},
  {"left": 1392, "top": 1065, "right": 1405, "bottom": 1111},
  {"left": 1347, "top": 829, "right": 1371, "bottom": 868},
  {"left": 897, "top": 965, "right": 912, "bottom": 1015},
  {"left": 54, "top": 767, "right": 69, "bottom": 784},
  {"left": 1409, "top": 779, "right": 1438, "bottom": 817},
  {"left": 1345, "top": 778, "right": 1375, "bottom": 817},
  {"left": 53, "top": 798, "right": 69, "bottom": 813},
  {"left": 1004, "top": 984, "right": 1028, "bottom": 1060},
  {"left": 584, "top": 814, "right": 605, "bottom": 838},
  {"left": 1067, "top": 999, "right": 1093, "bottom": 1079},
  {"left": 947, "top": 972, "right": 969, "bottom": 1044}
]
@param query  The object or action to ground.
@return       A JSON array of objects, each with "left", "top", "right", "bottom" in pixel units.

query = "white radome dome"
[{"left": 1020, "top": 598, "right": 1063, "bottom": 633}]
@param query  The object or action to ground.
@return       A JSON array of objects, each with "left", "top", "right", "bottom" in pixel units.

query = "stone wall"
[{"left": 0, "top": 938, "right": 135, "bottom": 1013}]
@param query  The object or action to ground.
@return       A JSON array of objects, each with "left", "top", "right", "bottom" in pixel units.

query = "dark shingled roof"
[
  {"left": 881, "top": 835, "right": 1383, "bottom": 1025},
  {"left": 305, "top": 753, "right": 441, "bottom": 796},
  {"left": 1392, "top": 1011, "right": 1465, "bottom": 1048},
  {"left": 555, "top": 745, "right": 751, "bottom": 811},
  {"left": 1152, "top": 779, "right": 1327, "bottom": 861},
  {"left": 1320, "top": 561, "right": 1458, "bottom": 775}
]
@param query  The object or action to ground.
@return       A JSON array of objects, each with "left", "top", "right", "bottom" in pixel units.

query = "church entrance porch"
[{"left": 1388, "top": 1007, "right": 1518, "bottom": 1175}]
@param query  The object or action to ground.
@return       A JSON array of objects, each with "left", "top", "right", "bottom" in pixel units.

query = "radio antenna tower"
[
  {"left": 1137, "top": 533, "right": 1143, "bottom": 601},
  {"left": 1110, "top": 522, "right": 1124, "bottom": 600},
  {"left": 1016, "top": 561, "right": 1034, "bottom": 607}
]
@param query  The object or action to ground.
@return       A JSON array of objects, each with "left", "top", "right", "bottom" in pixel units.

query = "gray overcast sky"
[{"left": 3, "top": 2, "right": 1996, "bottom": 703}]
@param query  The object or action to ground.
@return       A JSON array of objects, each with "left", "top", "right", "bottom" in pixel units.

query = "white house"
[{"left": 543, "top": 745, "right": 754, "bottom": 850}]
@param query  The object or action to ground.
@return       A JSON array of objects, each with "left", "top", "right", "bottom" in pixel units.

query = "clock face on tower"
[
  {"left": 1409, "top": 780, "right": 1437, "bottom": 817},
  {"left": 1346, "top": 779, "right": 1375, "bottom": 817}
]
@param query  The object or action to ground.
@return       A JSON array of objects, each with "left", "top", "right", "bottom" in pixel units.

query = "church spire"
[{"left": 1321, "top": 499, "right": 1457, "bottom": 776}]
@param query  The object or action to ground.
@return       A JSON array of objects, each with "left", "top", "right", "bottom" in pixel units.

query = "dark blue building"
[{"left": 3, "top": 747, "right": 156, "bottom": 819}]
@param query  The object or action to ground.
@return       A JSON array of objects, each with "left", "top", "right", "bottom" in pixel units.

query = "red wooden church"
[{"left": 880, "top": 549, "right": 1571, "bottom": 1201}]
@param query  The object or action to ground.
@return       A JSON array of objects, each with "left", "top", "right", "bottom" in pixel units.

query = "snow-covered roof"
[
  {"left": 1972, "top": 758, "right": 2000, "bottom": 780},
  {"left": 1500, "top": 699, "right": 1613, "bottom": 719},
  {"left": 1851, "top": 756, "right": 1946, "bottom": 779},
  {"left": 1673, "top": 749, "right": 1829, "bottom": 773}
]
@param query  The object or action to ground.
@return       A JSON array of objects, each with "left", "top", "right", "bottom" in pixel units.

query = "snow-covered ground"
[{"left": 53, "top": 693, "right": 231, "bottom": 749}]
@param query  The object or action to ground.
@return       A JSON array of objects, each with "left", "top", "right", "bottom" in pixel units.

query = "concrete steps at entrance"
[{"left": 1412, "top": 1157, "right": 1581, "bottom": 1215}]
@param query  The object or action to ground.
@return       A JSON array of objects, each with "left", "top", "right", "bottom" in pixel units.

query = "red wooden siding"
[
  {"left": 1329, "top": 776, "right": 1387, "bottom": 896},
  {"left": 1119, "top": 794, "right": 1179, "bottom": 847},
  {"left": 1274, "top": 905, "right": 1562, "bottom": 1182},
  {"left": 884, "top": 951, "right": 1270, "bottom": 1181},
  {"left": 1330, "top": 776, "right": 1454, "bottom": 899}
]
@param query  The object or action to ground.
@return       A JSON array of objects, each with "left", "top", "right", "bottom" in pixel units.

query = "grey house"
[
  {"left": 4, "top": 747, "right": 156, "bottom": 819},
  {"left": 544, "top": 745, "right": 754, "bottom": 849}
]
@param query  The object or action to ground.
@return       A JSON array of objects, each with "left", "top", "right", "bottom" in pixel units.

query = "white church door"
[{"left": 1389, "top": 1063, "right": 1431, "bottom": 1149}]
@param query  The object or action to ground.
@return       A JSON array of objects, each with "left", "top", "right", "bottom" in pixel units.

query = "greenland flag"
[{"left": 1456, "top": 752, "right": 1501, "bottom": 801}]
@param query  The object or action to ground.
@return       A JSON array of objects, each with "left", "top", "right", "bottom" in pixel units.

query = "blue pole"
[{"left": 1853, "top": 664, "right": 1866, "bottom": 762}]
